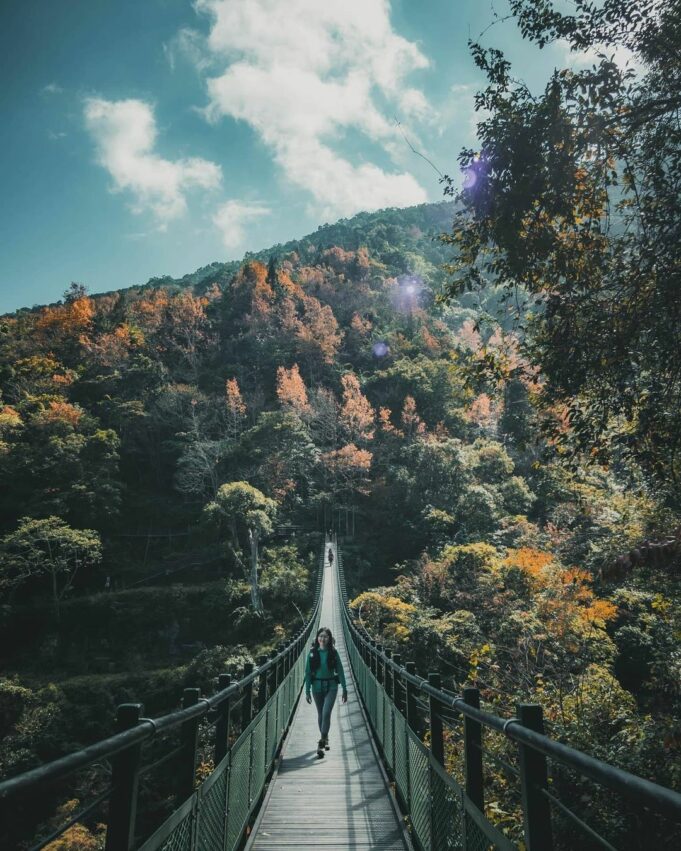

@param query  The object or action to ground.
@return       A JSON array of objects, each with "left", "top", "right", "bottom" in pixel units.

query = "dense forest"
[
  {"left": 2, "top": 0, "right": 681, "bottom": 848},
  {"left": 1, "top": 198, "right": 679, "bottom": 847}
]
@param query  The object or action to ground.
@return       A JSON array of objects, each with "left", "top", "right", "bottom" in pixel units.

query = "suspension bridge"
[{"left": 1, "top": 540, "right": 681, "bottom": 851}]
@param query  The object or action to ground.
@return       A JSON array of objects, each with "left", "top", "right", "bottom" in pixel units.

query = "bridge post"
[
  {"left": 105, "top": 703, "right": 144, "bottom": 851},
  {"left": 392, "top": 654, "right": 403, "bottom": 713},
  {"left": 428, "top": 673, "right": 444, "bottom": 766},
  {"left": 517, "top": 704, "right": 553, "bottom": 851},
  {"left": 463, "top": 687, "right": 484, "bottom": 812},
  {"left": 257, "top": 655, "right": 269, "bottom": 711},
  {"left": 241, "top": 663, "right": 254, "bottom": 729},
  {"left": 214, "top": 674, "right": 232, "bottom": 766},
  {"left": 177, "top": 688, "right": 201, "bottom": 805},
  {"left": 376, "top": 644, "right": 384, "bottom": 686},
  {"left": 405, "top": 662, "right": 418, "bottom": 733},
  {"left": 277, "top": 642, "right": 286, "bottom": 687},
  {"left": 370, "top": 640, "right": 377, "bottom": 678},
  {"left": 269, "top": 648, "right": 278, "bottom": 695},
  {"left": 385, "top": 649, "right": 393, "bottom": 699},
  {"left": 386, "top": 650, "right": 396, "bottom": 774}
]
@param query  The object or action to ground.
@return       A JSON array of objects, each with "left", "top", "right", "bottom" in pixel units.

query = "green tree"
[
  {"left": 0, "top": 517, "right": 102, "bottom": 620},
  {"left": 204, "top": 482, "right": 277, "bottom": 614},
  {"left": 441, "top": 0, "right": 681, "bottom": 502}
]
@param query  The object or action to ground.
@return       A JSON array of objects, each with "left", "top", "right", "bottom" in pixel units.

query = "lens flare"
[
  {"left": 462, "top": 167, "right": 477, "bottom": 189},
  {"left": 372, "top": 341, "right": 389, "bottom": 358}
]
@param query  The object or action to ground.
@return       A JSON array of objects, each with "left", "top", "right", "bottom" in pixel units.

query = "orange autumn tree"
[
  {"left": 340, "top": 372, "right": 374, "bottom": 442},
  {"left": 350, "top": 312, "right": 372, "bottom": 338},
  {"left": 378, "top": 406, "right": 398, "bottom": 435},
  {"left": 35, "top": 401, "right": 83, "bottom": 429},
  {"left": 225, "top": 378, "right": 246, "bottom": 441},
  {"left": 295, "top": 296, "right": 342, "bottom": 371},
  {"left": 129, "top": 289, "right": 170, "bottom": 335},
  {"left": 80, "top": 323, "right": 141, "bottom": 369},
  {"left": 401, "top": 395, "right": 426, "bottom": 441},
  {"left": 36, "top": 296, "right": 94, "bottom": 347},
  {"left": 466, "top": 393, "right": 498, "bottom": 431},
  {"left": 276, "top": 364, "right": 311, "bottom": 415},
  {"left": 162, "top": 292, "right": 211, "bottom": 378},
  {"left": 502, "top": 548, "right": 618, "bottom": 644},
  {"left": 321, "top": 443, "right": 372, "bottom": 479}
]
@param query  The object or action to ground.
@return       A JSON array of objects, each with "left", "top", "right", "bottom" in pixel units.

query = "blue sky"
[{"left": 0, "top": 0, "right": 628, "bottom": 314}]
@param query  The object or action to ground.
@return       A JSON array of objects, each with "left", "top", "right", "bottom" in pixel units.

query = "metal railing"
[
  {"left": 0, "top": 548, "right": 324, "bottom": 851},
  {"left": 335, "top": 544, "right": 681, "bottom": 851}
]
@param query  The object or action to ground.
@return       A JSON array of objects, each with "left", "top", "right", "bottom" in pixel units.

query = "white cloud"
[
  {"left": 83, "top": 97, "right": 222, "bottom": 225},
  {"left": 213, "top": 199, "right": 271, "bottom": 250},
  {"left": 193, "top": 0, "right": 430, "bottom": 218},
  {"left": 42, "top": 82, "right": 63, "bottom": 95},
  {"left": 164, "top": 27, "right": 215, "bottom": 74},
  {"left": 448, "top": 83, "right": 488, "bottom": 139},
  {"left": 555, "top": 38, "right": 644, "bottom": 74}
]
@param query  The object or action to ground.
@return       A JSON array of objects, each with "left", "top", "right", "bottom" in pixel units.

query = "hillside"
[{"left": 0, "top": 200, "right": 679, "bottom": 848}]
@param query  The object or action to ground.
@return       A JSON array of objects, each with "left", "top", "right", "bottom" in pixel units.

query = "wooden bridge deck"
[{"left": 245, "top": 543, "right": 412, "bottom": 850}]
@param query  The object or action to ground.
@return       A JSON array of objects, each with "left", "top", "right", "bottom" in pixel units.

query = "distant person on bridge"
[
  {"left": 305, "top": 627, "right": 347, "bottom": 758},
  {"left": 327, "top": 547, "right": 334, "bottom": 566}
]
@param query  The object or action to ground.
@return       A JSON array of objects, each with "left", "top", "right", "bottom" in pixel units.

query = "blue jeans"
[{"left": 312, "top": 685, "right": 338, "bottom": 737}]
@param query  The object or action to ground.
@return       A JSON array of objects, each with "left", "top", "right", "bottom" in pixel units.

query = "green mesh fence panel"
[
  {"left": 430, "top": 763, "right": 464, "bottom": 851},
  {"left": 226, "top": 733, "right": 251, "bottom": 851},
  {"left": 157, "top": 812, "right": 193, "bottom": 851},
  {"left": 196, "top": 765, "right": 228, "bottom": 851},
  {"left": 464, "top": 811, "right": 496, "bottom": 851},
  {"left": 409, "top": 730, "right": 432, "bottom": 851},
  {"left": 394, "top": 710, "right": 409, "bottom": 807}
]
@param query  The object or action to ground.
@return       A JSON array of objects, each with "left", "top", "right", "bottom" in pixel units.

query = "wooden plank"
[{"left": 245, "top": 545, "right": 413, "bottom": 851}]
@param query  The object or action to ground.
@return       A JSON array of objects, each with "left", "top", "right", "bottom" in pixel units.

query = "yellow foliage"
[
  {"left": 42, "top": 800, "right": 105, "bottom": 850},
  {"left": 503, "top": 548, "right": 553, "bottom": 582},
  {"left": 349, "top": 591, "right": 415, "bottom": 643},
  {"left": 581, "top": 599, "right": 618, "bottom": 626},
  {"left": 0, "top": 405, "right": 22, "bottom": 430}
]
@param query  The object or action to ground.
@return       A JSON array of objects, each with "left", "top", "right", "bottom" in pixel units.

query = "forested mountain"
[{"left": 0, "top": 200, "right": 679, "bottom": 847}]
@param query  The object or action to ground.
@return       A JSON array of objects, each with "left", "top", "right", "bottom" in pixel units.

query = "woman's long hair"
[{"left": 309, "top": 627, "right": 338, "bottom": 674}]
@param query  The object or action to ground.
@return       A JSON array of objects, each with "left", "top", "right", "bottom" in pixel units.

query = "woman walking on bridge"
[{"left": 305, "top": 627, "right": 347, "bottom": 758}]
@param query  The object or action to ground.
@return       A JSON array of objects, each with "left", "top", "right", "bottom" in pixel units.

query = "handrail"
[
  {"left": 335, "top": 540, "right": 681, "bottom": 850},
  {"left": 353, "top": 643, "right": 681, "bottom": 821},
  {"left": 0, "top": 543, "right": 326, "bottom": 851}
]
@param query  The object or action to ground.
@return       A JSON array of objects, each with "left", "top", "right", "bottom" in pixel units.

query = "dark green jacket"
[{"left": 305, "top": 647, "right": 347, "bottom": 696}]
